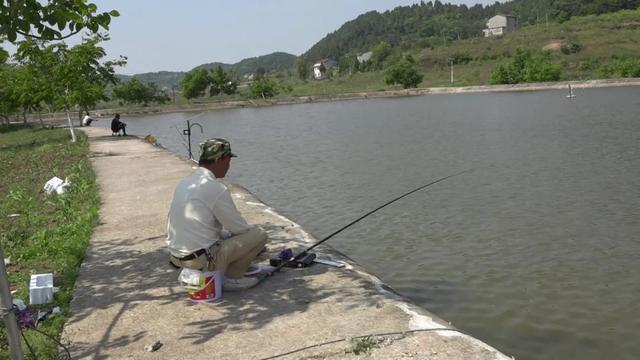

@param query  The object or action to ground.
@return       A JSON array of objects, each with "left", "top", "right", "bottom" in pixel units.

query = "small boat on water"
[{"left": 566, "top": 84, "right": 577, "bottom": 99}]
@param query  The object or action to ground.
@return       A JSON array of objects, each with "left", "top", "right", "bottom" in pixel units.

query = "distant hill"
[
  {"left": 195, "top": 51, "right": 297, "bottom": 75},
  {"left": 118, "top": 52, "right": 296, "bottom": 89},
  {"left": 304, "top": 0, "right": 640, "bottom": 61},
  {"left": 116, "top": 71, "right": 185, "bottom": 90}
]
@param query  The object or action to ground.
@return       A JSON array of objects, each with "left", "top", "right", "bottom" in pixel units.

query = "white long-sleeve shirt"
[{"left": 166, "top": 167, "right": 251, "bottom": 257}]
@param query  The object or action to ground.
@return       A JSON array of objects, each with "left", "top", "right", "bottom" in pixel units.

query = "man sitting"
[
  {"left": 167, "top": 138, "right": 268, "bottom": 290},
  {"left": 82, "top": 112, "right": 96, "bottom": 126},
  {"left": 110, "top": 113, "right": 127, "bottom": 136}
]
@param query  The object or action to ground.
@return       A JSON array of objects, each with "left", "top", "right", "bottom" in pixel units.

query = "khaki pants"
[{"left": 170, "top": 227, "right": 267, "bottom": 278}]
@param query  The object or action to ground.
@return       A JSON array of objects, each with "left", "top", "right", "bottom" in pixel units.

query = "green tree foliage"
[
  {"left": 209, "top": 66, "right": 237, "bottom": 96},
  {"left": 56, "top": 38, "right": 126, "bottom": 115},
  {"left": 0, "top": 1, "right": 119, "bottom": 43},
  {"left": 338, "top": 54, "right": 359, "bottom": 75},
  {"left": 490, "top": 50, "right": 561, "bottom": 84},
  {"left": 384, "top": 59, "right": 424, "bottom": 89},
  {"left": 370, "top": 41, "right": 393, "bottom": 69},
  {"left": 13, "top": 40, "right": 61, "bottom": 111},
  {"left": 10, "top": 37, "right": 125, "bottom": 124},
  {"left": 180, "top": 66, "right": 237, "bottom": 99},
  {"left": 0, "top": 65, "right": 19, "bottom": 125},
  {"left": 599, "top": 58, "right": 640, "bottom": 78},
  {"left": 248, "top": 77, "right": 278, "bottom": 99},
  {"left": 296, "top": 57, "right": 310, "bottom": 81},
  {"left": 449, "top": 52, "right": 473, "bottom": 65},
  {"left": 181, "top": 68, "right": 210, "bottom": 99},
  {"left": 0, "top": 1, "right": 121, "bottom": 127},
  {"left": 112, "top": 78, "right": 169, "bottom": 105}
]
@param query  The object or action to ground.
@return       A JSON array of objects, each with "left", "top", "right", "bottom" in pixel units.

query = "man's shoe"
[{"left": 223, "top": 276, "right": 259, "bottom": 291}]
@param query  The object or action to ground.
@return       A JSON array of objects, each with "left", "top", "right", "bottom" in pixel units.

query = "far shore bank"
[
  {"left": 85, "top": 77, "right": 640, "bottom": 118},
  {"left": 24, "top": 77, "right": 640, "bottom": 124}
]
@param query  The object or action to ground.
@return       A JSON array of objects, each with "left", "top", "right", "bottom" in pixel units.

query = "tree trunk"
[
  {"left": 22, "top": 109, "right": 27, "bottom": 125},
  {"left": 65, "top": 107, "right": 77, "bottom": 142},
  {"left": 38, "top": 110, "right": 45, "bottom": 128}
]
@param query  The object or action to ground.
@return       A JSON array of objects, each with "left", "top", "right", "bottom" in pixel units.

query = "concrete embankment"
[{"left": 62, "top": 127, "right": 510, "bottom": 359}]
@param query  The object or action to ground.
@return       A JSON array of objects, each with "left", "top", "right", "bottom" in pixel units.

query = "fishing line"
[
  {"left": 268, "top": 168, "right": 474, "bottom": 274},
  {"left": 258, "top": 327, "right": 467, "bottom": 359}
]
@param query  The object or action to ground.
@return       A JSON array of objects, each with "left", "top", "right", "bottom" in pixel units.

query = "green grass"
[{"left": 0, "top": 126, "right": 100, "bottom": 359}]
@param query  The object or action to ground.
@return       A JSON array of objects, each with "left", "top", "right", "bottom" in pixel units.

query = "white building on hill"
[{"left": 483, "top": 14, "right": 519, "bottom": 37}]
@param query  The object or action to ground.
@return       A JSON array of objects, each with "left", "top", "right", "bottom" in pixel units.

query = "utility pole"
[
  {"left": 546, "top": 13, "right": 549, "bottom": 29},
  {"left": 0, "top": 246, "right": 24, "bottom": 360},
  {"left": 450, "top": 59, "right": 454, "bottom": 84}
]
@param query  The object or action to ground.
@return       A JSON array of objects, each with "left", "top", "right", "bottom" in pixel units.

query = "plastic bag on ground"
[{"left": 43, "top": 176, "right": 71, "bottom": 195}]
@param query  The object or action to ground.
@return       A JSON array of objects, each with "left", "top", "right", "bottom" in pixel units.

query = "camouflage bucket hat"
[{"left": 199, "top": 138, "right": 237, "bottom": 161}]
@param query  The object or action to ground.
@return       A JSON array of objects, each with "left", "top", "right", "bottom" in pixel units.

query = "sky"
[{"left": 82, "top": 1, "right": 499, "bottom": 75}]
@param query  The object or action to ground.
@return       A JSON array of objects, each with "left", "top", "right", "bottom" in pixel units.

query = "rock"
[{"left": 144, "top": 340, "right": 162, "bottom": 352}]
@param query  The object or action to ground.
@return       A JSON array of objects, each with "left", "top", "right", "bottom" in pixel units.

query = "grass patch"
[
  {"left": 347, "top": 336, "right": 382, "bottom": 355},
  {"left": 0, "top": 125, "right": 100, "bottom": 359}
]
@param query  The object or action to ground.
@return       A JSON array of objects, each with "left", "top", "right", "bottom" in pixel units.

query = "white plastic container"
[{"left": 29, "top": 273, "right": 54, "bottom": 305}]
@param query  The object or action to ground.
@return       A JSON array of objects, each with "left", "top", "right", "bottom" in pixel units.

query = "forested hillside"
[
  {"left": 304, "top": 0, "right": 640, "bottom": 61},
  {"left": 118, "top": 52, "right": 296, "bottom": 89},
  {"left": 117, "top": 71, "right": 184, "bottom": 89},
  {"left": 196, "top": 52, "right": 296, "bottom": 76}
]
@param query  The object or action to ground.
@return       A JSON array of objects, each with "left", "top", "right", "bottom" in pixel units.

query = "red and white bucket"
[{"left": 179, "top": 269, "right": 222, "bottom": 302}]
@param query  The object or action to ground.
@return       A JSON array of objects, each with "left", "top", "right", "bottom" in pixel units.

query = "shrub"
[
  {"left": 561, "top": 42, "right": 583, "bottom": 55},
  {"left": 599, "top": 58, "right": 640, "bottom": 78},
  {"left": 449, "top": 52, "right": 473, "bottom": 65},
  {"left": 578, "top": 58, "right": 600, "bottom": 72},
  {"left": 384, "top": 60, "right": 424, "bottom": 89},
  {"left": 490, "top": 49, "right": 561, "bottom": 84},
  {"left": 248, "top": 77, "right": 278, "bottom": 98}
]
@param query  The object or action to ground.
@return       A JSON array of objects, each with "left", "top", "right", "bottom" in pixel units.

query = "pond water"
[{"left": 100, "top": 86, "right": 640, "bottom": 360}]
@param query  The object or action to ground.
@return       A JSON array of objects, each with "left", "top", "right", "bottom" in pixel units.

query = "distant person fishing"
[
  {"left": 110, "top": 113, "right": 127, "bottom": 136},
  {"left": 81, "top": 112, "right": 97, "bottom": 126}
]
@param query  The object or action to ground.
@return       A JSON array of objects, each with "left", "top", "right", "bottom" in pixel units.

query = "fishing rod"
[{"left": 265, "top": 168, "right": 474, "bottom": 275}]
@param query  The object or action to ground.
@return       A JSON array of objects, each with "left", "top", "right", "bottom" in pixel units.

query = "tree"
[
  {"left": 13, "top": 40, "right": 59, "bottom": 103},
  {"left": 0, "top": 1, "right": 119, "bottom": 43},
  {"left": 248, "top": 77, "right": 278, "bottom": 99},
  {"left": 209, "top": 66, "right": 237, "bottom": 96},
  {"left": 384, "top": 60, "right": 424, "bottom": 89},
  {"left": 113, "top": 78, "right": 169, "bottom": 105},
  {"left": 0, "top": 65, "right": 20, "bottom": 126},
  {"left": 181, "top": 68, "right": 210, "bottom": 99},
  {"left": 1, "top": 1, "right": 120, "bottom": 134},
  {"left": 338, "top": 54, "right": 359, "bottom": 75},
  {"left": 55, "top": 37, "right": 125, "bottom": 123},
  {"left": 490, "top": 50, "right": 561, "bottom": 84},
  {"left": 296, "top": 57, "right": 309, "bottom": 81},
  {"left": 371, "top": 41, "right": 393, "bottom": 69},
  {"left": 11, "top": 37, "right": 124, "bottom": 127}
]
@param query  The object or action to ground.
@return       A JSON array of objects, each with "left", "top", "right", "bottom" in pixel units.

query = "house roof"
[{"left": 357, "top": 51, "right": 372, "bottom": 63}]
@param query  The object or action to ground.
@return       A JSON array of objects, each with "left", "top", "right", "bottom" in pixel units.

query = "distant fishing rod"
[{"left": 266, "top": 168, "right": 474, "bottom": 274}]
